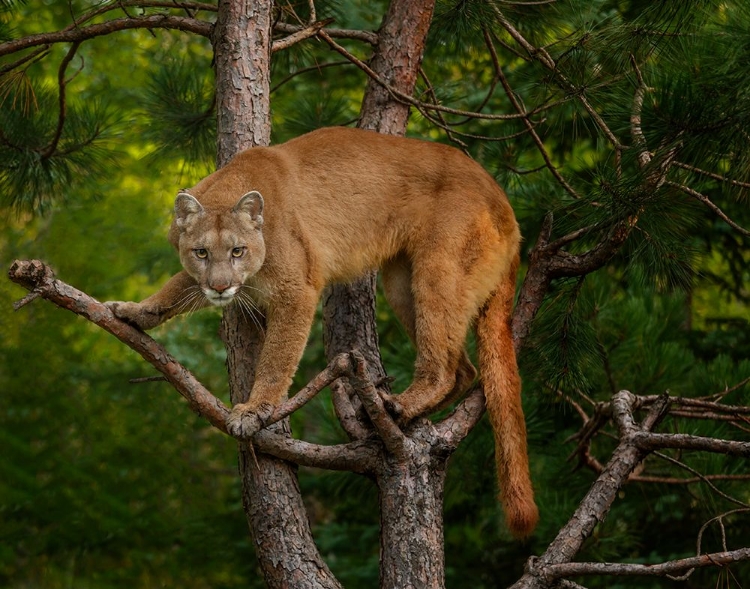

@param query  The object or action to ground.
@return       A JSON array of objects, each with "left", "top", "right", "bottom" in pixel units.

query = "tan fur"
[{"left": 107, "top": 126, "right": 538, "bottom": 537}]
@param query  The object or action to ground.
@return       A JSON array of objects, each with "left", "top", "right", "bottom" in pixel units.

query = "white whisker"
[
  {"left": 234, "top": 287, "right": 266, "bottom": 335},
  {"left": 171, "top": 286, "right": 206, "bottom": 316}
]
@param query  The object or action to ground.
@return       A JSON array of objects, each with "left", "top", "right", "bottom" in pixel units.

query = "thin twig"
[
  {"left": 674, "top": 161, "right": 750, "bottom": 190},
  {"left": 317, "top": 30, "right": 527, "bottom": 122},
  {"left": 667, "top": 181, "right": 750, "bottom": 237},
  {"left": 484, "top": 28, "right": 580, "bottom": 199},
  {"left": 650, "top": 451, "right": 750, "bottom": 507}
]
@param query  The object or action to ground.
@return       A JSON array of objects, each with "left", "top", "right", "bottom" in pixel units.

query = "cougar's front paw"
[
  {"left": 106, "top": 301, "right": 161, "bottom": 330},
  {"left": 226, "top": 402, "right": 274, "bottom": 439}
]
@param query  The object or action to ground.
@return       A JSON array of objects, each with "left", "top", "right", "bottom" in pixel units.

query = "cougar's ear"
[
  {"left": 233, "top": 190, "right": 264, "bottom": 225},
  {"left": 175, "top": 192, "right": 204, "bottom": 227}
]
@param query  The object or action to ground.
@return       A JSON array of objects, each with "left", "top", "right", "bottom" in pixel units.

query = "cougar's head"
[{"left": 174, "top": 191, "right": 266, "bottom": 307}]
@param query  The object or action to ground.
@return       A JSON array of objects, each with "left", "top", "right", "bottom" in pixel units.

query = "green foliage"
[
  {"left": 1, "top": 0, "right": 749, "bottom": 587},
  {"left": 0, "top": 85, "right": 121, "bottom": 214},
  {"left": 140, "top": 59, "right": 217, "bottom": 170}
]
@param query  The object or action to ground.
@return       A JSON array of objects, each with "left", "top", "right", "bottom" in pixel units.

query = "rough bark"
[
  {"left": 213, "top": 2, "right": 340, "bottom": 587},
  {"left": 213, "top": 0, "right": 272, "bottom": 166},
  {"left": 377, "top": 427, "right": 448, "bottom": 589}
]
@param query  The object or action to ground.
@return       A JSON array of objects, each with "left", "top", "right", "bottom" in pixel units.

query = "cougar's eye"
[
  {"left": 231, "top": 247, "right": 245, "bottom": 258},
  {"left": 194, "top": 248, "right": 208, "bottom": 259}
]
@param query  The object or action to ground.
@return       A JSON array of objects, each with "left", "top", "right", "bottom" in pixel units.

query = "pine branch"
[
  {"left": 674, "top": 161, "right": 750, "bottom": 190},
  {"left": 491, "top": 4, "right": 624, "bottom": 153},
  {"left": 0, "top": 15, "right": 212, "bottom": 57},
  {"left": 317, "top": 30, "right": 527, "bottom": 123},
  {"left": 667, "top": 181, "right": 750, "bottom": 237},
  {"left": 485, "top": 28, "right": 580, "bottom": 199}
]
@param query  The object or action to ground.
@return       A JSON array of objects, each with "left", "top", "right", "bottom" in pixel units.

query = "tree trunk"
[
  {"left": 214, "top": 2, "right": 341, "bottom": 587},
  {"left": 322, "top": 0, "right": 442, "bottom": 586},
  {"left": 322, "top": 0, "right": 436, "bottom": 379},
  {"left": 378, "top": 429, "right": 448, "bottom": 589}
]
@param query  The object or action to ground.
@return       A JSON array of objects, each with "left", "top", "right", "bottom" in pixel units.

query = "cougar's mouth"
[{"left": 204, "top": 286, "right": 239, "bottom": 307}]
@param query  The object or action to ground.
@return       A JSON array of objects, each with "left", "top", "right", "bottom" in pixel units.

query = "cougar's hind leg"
[
  {"left": 382, "top": 254, "right": 476, "bottom": 418},
  {"left": 390, "top": 253, "right": 476, "bottom": 421},
  {"left": 381, "top": 253, "right": 417, "bottom": 341}
]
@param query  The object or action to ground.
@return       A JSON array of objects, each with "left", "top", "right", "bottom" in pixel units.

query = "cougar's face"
[{"left": 174, "top": 191, "right": 266, "bottom": 307}]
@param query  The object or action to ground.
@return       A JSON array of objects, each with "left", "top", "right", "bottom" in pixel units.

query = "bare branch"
[
  {"left": 8, "top": 259, "right": 231, "bottom": 432},
  {"left": 511, "top": 391, "right": 661, "bottom": 589},
  {"left": 275, "top": 22, "right": 378, "bottom": 45},
  {"left": 8, "top": 259, "right": 387, "bottom": 475},
  {"left": 41, "top": 41, "right": 81, "bottom": 159},
  {"left": 630, "top": 431, "right": 750, "bottom": 457},
  {"left": 650, "top": 451, "right": 750, "bottom": 508},
  {"left": 433, "top": 385, "right": 486, "bottom": 450},
  {"left": 0, "top": 15, "right": 212, "bottom": 58},
  {"left": 675, "top": 161, "right": 750, "bottom": 189},
  {"left": 253, "top": 431, "right": 380, "bottom": 474},
  {"left": 71, "top": 1, "right": 217, "bottom": 27},
  {"left": 348, "top": 351, "right": 406, "bottom": 458},
  {"left": 259, "top": 353, "right": 353, "bottom": 428},
  {"left": 544, "top": 547, "right": 750, "bottom": 581},
  {"left": 272, "top": 18, "right": 334, "bottom": 53}
]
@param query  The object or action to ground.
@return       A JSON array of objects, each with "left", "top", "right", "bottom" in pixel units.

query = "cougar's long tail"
[{"left": 475, "top": 253, "right": 539, "bottom": 539}]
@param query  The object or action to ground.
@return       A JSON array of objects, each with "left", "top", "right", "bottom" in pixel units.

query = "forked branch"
[{"left": 511, "top": 391, "right": 750, "bottom": 588}]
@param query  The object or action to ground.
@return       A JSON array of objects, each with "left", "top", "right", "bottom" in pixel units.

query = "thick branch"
[
  {"left": 348, "top": 351, "right": 406, "bottom": 458},
  {"left": 433, "top": 385, "right": 485, "bottom": 450},
  {"left": 545, "top": 547, "right": 750, "bottom": 580},
  {"left": 8, "top": 259, "right": 230, "bottom": 432},
  {"left": 252, "top": 431, "right": 380, "bottom": 474},
  {"left": 630, "top": 431, "right": 750, "bottom": 457}
]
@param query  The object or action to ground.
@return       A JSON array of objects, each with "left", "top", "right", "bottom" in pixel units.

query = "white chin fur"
[{"left": 204, "top": 286, "right": 239, "bottom": 307}]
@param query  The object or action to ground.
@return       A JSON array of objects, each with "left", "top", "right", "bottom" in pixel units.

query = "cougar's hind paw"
[
  {"left": 379, "top": 392, "right": 416, "bottom": 427},
  {"left": 226, "top": 402, "right": 274, "bottom": 439}
]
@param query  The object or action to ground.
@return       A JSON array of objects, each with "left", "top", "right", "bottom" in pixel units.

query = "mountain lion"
[{"left": 107, "top": 126, "right": 538, "bottom": 538}]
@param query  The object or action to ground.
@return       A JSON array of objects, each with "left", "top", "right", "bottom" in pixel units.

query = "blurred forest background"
[{"left": 1, "top": 0, "right": 749, "bottom": 588}]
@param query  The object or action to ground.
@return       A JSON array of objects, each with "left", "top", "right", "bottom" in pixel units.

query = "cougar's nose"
[{"left": 212, "top": 283, "right": 230, "bottom": 294}]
